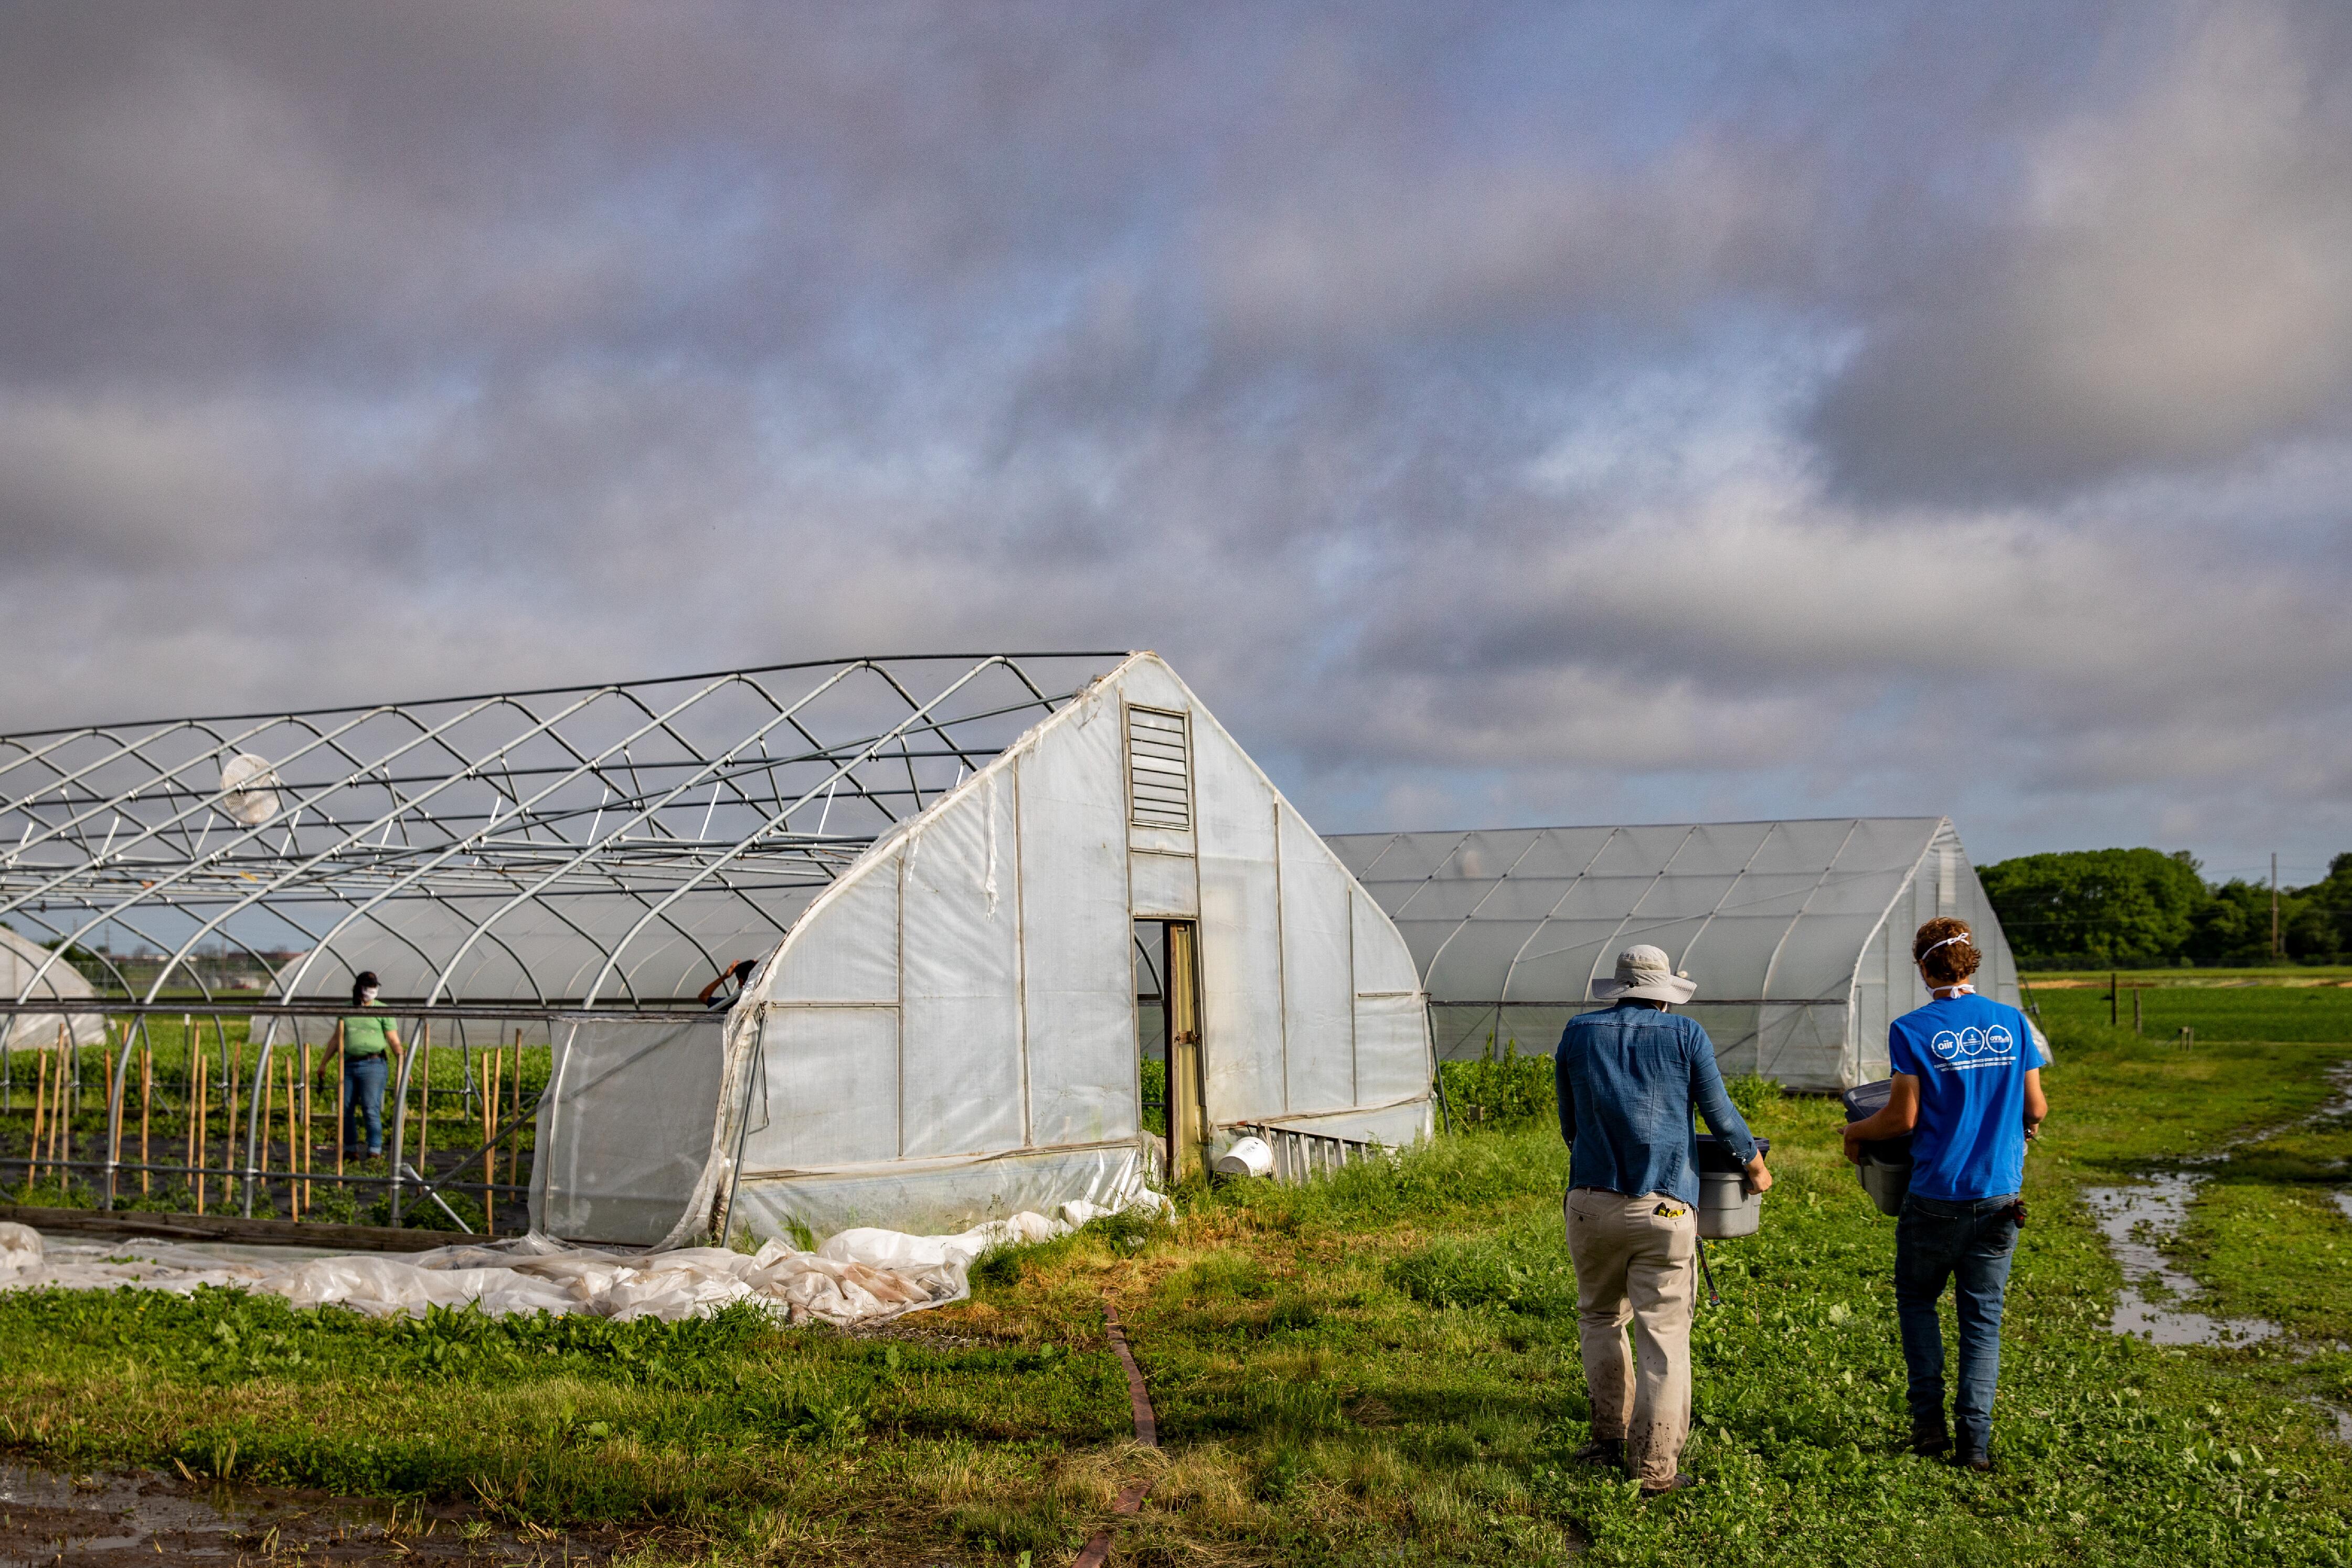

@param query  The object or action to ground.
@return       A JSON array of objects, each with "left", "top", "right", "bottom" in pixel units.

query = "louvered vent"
[{"left": 1126, "top": 706, "right": 1191, "bottom": 829}]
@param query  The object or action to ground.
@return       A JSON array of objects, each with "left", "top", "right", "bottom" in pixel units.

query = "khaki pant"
[{"left": 1564, "top": 1186, "right": 1698, "bottom": 1487}]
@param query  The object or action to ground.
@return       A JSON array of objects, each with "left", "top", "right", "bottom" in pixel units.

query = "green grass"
[
  {"left": 2028, "top": 980, "right": 2352, "bottom": 1044},
  {"left": 2027, "top": 967, "right": 2352, "bottom": 983},
  {"left": 2, "top": 1023, "right": 2350, "bottom": 1564}
]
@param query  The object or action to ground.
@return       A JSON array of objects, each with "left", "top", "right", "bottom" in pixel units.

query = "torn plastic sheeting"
[{"left": 0, "top": 1195, "right": 1165, "bottom": 1327}]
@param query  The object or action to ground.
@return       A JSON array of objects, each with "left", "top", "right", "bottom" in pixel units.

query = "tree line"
[{"left": 1978, "top": 848, "right": 2352, "bottom": 968}]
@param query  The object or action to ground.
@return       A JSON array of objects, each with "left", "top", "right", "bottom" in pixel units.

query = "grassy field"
[
  {"left": 1, "top": 1012, "right": 2349, "bottom": 1564},
  {"left": 2025, "top": 975, "right": 2352, "bottom": 1044}
]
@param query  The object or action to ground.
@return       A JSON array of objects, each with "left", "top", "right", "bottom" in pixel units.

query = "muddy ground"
[{"left": 0, "top": 1464, "right": 648, "bottom": 1565}]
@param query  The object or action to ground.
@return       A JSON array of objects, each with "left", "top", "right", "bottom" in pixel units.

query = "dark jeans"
[
  {"left": 1895, "top": 1192, "right": 2020, "bottom": 1455},
  {"left": 343, "top": 1053, "right": 389, "bottom": 1156}
]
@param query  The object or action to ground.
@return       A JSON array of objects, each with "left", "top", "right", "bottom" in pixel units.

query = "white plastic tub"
[{"left": 1697, "top": 1171, "right": 1762, "bottom": 1239}]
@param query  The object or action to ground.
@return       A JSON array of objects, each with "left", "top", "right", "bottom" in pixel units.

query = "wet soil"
[
  {"left": 0, "top": 1464, "right": 643, "bottom": 1566},
  {"left": 2082, "top": 1175, "right": 2280, "bottom": 1349},
  {"left": 2081, "top": 1064, "right": 2351, "bottom": 1351},
  {"left": 2080, "top": 1065, "right": 2352, "bottom": 1441}
]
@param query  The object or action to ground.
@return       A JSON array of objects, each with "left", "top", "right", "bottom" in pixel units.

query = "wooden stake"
[
  {"left": 334, "top": 1021, "right": 346, "bottom": 1177},
  {"left": 28, "top": 1047, "right": 47, "bottom": 1185},
  {"left": 481, "top": 1049, "right": 499, "bottom": 1237},
  {"left": 140, "top": 1026, "right": 152, "bottom": 1193},
  {"left": 53, "top": 1021, "right": 70, "bottom": 1189},
  {"left": 300, "top": 1038, "right": 313, "bottom": 1211},
  {"left": 193, "top": 1044, "right": 208, "bottom": 1215},
  {"left": 506, "top": 1029, "right": 523, "bottom": 1198},
  {"left": 280, "top": 1053, "right": 294, "bottom": 1221},
  {"left": 222, "top": 1023, "right": 238, "bottom": 1203}
]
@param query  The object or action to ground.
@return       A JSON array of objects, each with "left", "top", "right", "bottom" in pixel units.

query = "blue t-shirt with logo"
[{"left": 1887, "top": 993, "right": 2044, "bottom": 1202}]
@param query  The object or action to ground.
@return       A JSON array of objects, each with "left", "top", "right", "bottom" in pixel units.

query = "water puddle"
[
  {"left": 2080, "top": 1066, "right": 2352, "bottom": 1442},
  {"left": 0, "top": 1463, "right": 638, "bottom": 1566},
  {"left": 2081, "top": 1175, "right": 2280, "bottom": 1348}
]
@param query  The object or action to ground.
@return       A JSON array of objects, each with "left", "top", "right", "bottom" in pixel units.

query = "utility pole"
[{"left": 2272, "top": 852, "right": 2281, "bottom": 959}]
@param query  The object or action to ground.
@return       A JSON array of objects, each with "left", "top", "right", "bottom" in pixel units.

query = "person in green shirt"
[{"left": 335, "top": 972, "right": 399, "bottom": 1159}]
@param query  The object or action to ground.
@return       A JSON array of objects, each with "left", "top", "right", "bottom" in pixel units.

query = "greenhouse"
[
  {"left": 0, "top": 924, "right": 105, "bottom": 1053},
  {"left": 0, "top": 653, "right": 1431, "bottom": 1244},
  {"left": 1324, "top": 817, "right": 2032, "bottom": 1092}
]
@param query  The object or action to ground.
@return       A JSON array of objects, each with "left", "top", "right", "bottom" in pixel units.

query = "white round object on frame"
[{"left": 219, "top": 752, "right": 282, "bottom": 826}]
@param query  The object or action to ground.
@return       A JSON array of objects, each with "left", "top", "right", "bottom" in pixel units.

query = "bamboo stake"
[
  {"left": 28, "top": 1047, "right": 47, "bottom": 1185},
  {"left": 481, "top": 1049, "right": 498, "bottom": 1237},
  {"left": 279, "top": 1053, "right": 292, "bottom": 1221},
  {"left": 140, "top": 1024, "right": 152, "bottom": 1193},
  {"left": 225, "top": 1022, "right": 239, "bottom": 1184},
  {"left": 301, "top": 1038, "right": 313, "bottom": 1210},
  {"left": 290, "top": 1052, "right": 302, "bottom": 1220},
  {"left": 53, "top": 1021, "right": 70, "bottom": 1191},
  {"left": 506, "top": 1029, "right": 523, "bottom": 1197},
  {"left": 192, "top": 1043, "right": 208, "bottom": 1214}
]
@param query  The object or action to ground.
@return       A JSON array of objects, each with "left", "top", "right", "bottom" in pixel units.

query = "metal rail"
[
  {"left": 1233, "top": 1121, "right": 1389, "bottom": 1183},
  {"left": 3, "top": 653, "right": 1124, "bottom": 1012}
]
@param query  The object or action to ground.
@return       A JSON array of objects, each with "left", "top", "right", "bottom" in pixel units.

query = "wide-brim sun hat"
[{"left": 1592, "top": 943, "right": 1697, "bottom": 1004}]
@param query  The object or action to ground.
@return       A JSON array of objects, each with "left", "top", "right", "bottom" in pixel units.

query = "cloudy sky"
[{"left": 3, "top": 1, "right": 2349, "bottom": 883}]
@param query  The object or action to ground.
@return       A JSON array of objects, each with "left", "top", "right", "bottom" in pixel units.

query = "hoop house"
[
  {"left": 1326, "top": 817, "right": 2032, "bottom": 1091},
  {"left": 1, "top": 653, "right": 1431, "bottom": 1241},
  {"left": 0, "top": 924, "right": 105, "bottom": 1051}
]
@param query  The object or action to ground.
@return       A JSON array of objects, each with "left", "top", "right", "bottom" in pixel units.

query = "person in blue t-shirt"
[{"left": 1844, "top": 917, "right": 2049, "bottom": 1470}]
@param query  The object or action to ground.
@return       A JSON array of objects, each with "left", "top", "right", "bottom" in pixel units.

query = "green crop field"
[
  {"left": 2024, "top": 974, "right": 2352, "bottom": 1043},
  {"left": 3, "top": 1017, "right": 549, "bottom": 1231},
  {"left": 2, "top": 1017, "right": 2349, "bottom": 1565}
]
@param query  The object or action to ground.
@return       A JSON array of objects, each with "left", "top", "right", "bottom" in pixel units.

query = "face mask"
[{"left": 360, "top": 986, "right": 380, "bottom": 1005}]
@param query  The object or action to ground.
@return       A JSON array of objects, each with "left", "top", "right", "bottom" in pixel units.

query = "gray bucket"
[
  {"left": 1697, "top": 1171, "right": 1761, "bottom": 1239},
  {"left": 1843, "top": 1079, "right": 1913, "bottom": 1218},
  {"left": 1858, "top": 1150, "right": 1909, "bottom": 1217}
]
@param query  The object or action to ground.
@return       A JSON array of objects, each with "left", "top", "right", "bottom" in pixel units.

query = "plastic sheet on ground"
[{"left": 0, "top": 1194, "right": 1166, "bottom": 1327}]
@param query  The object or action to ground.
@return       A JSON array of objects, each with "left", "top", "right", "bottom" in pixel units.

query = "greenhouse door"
[{"left": 1163, "top": 920, "right": 1208, "bottom": 1181}]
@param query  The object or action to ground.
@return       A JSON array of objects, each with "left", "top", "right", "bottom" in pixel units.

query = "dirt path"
[{"left": 0, "top": 1464, "right": 644, "bottom": 1565}]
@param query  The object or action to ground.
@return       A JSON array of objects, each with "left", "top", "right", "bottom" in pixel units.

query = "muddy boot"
[
  {"left": 1570, "top": 1437, "right": 1625, "bottom": 1469},
  {"left": 1911, "top": 1417, "right": 1951, "bottom": 1458}
]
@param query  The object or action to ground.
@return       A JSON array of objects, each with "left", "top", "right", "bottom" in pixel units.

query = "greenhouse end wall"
[{"left": 626, "top": 653, "right": 1433, "bottom": 1247}]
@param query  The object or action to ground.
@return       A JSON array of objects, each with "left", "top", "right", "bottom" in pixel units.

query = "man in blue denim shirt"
[{"left": 1557, "top": 944, "right": 1771, "bottom": 1495}]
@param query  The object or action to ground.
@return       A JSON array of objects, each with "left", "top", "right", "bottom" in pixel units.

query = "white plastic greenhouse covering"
[
  {"left": 1324, "top": 817, "right": 2033, "bottom": 1092},
  {"left": 0, "top": 924, "right": 104, "bottom": 1052},
  {"left": 546, "top": 654, "right": 1434, "bottom": 1247}
]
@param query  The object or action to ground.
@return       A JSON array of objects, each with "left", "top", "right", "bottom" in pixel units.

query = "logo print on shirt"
[{"left": 1928, "top": 1022, "right": 2015, "bottom": 1064}]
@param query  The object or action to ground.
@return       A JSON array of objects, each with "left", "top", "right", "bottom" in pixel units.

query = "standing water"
[{"left": 2079, "top": 1066, "right": 2352, "bottom": 1439}]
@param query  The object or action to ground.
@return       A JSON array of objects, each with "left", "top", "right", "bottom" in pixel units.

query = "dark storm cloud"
[
  {"left": 1808, "top": 3, "right": 2352, "bottom": 501},
  {"left": 2, "top": 0, "right": 2348, "bottom": 873}
]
